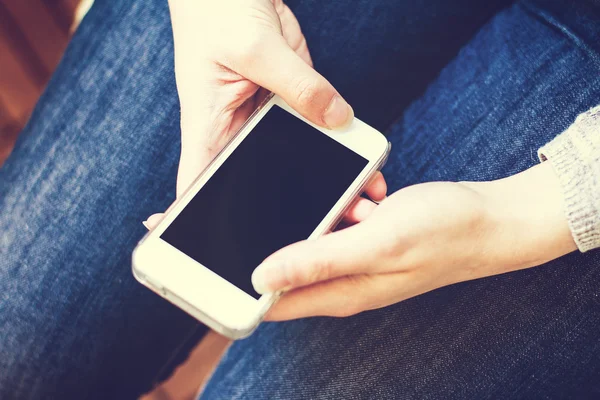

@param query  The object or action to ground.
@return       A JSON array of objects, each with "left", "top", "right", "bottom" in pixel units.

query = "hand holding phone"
[
  {"left": 169, "top": 0, "right": 354, "bottom": 197},
  {"left": 133, "top": 95, "right": 389, "bottom": 339}
]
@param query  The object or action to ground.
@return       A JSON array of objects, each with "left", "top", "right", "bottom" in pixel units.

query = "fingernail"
[
  {"left": 252, "top": 260, "right": 288, "bottom": 295},
  {"left": 374, "top": 195, "right": 387, "bottom": 205},
  {"left": 142, "top": 220, "right": 150, "bottom": 230},
  {"left": 323, "top": 95, "right": 354, "bottom": 130}
]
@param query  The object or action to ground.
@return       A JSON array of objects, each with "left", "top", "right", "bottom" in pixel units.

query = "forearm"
[
  {"left": 460, "top": 161, "right": 577, "bottom": 282},
  {"left": 482, "top": 163, "right": 577, "bottom": 274}
]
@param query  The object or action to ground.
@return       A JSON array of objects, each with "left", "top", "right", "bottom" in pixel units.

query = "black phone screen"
[{"left": 161, "top": 105, "right": 369, "bottom": 299}]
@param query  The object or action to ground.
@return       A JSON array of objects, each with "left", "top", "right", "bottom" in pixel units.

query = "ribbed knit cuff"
[{"left": 538, "top": 106, "right": 600, "bottom": 252}]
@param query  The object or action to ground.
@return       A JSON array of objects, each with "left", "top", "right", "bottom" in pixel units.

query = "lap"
[{"left": 201, "top": 2, "right": 600, "bottom": 399}]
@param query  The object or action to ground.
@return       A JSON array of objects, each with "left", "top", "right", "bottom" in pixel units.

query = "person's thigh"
[
  {"left": 0, "top": 2, "right": 207, "bottom": 399},
  {"left": 289, "top": 0, "right": 514, "bottom": 131},
  {"left": 200, "top": 2, "right": 600, "bottom": 399}
]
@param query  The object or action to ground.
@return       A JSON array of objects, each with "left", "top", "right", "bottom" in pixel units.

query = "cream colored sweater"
[{"left": 539, "top": 105, "right": 600, "bottom": 252}]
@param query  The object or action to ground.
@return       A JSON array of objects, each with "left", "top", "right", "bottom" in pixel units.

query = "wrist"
[{"left": 469, "top": 163, "right": 577, "bottom": 273}]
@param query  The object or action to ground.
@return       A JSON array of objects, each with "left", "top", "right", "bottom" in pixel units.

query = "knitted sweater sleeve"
[{"left": 538, "top": 105, "right": 600, "bottom": 252}]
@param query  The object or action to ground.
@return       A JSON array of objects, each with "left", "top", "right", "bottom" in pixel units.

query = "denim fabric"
[
  {"left": 1, "top": 0, "right": 599, "bottom": 399},
  {"left": 285, "top": 0, "right": 513, "bottom": 131}
]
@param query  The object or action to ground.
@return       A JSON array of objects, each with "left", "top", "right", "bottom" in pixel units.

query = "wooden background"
[{"left": 0, "top": 0, "right": 79, "bottom": 163}]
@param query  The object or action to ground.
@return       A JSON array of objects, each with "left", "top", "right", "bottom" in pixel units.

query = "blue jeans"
[{"left": 1, "top": 0, "right": 600, "bottom": 398}]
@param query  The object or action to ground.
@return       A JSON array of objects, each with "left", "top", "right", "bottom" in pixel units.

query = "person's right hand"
[{"left": 145, "top": 0, "right": 387, "bottom": 228}]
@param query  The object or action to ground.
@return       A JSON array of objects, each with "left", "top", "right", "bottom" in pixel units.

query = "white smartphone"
[{"left": 132, "top": 94, "right": 390, "bottom": 339}]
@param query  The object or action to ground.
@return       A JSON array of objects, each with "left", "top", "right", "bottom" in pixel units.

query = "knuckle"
[
  {"left": 284, "top": 260, "right": 305, "bottom": 286},
  {"left": 308, "top": 258, "right": 333, "bottom": 283},
  {"left": 292, "top": 76, "right": 325, "bottom": 109}
]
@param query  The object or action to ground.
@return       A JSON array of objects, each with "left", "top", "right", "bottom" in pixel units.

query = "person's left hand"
[{"left": 252, "top": 162, "right": 577, "bottom": 321}]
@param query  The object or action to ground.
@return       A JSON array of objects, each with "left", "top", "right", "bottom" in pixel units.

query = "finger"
[
  {"left": 177, "top": 143, "right": 214, "bottom": 199},
  {"left": 143, "top": 213, "right": 165, "bottom": 230},
  {"left": 265, "top": 272, "right": 407, "bottom": 321},
  {"left": 254, "top": 87, "right": 272, "bottom": 108},
  {"left": 294, "top": 35, "right": 313, "bottom": 67},
  {"left": 274, "top": 1, "right": 313, "bottom": 67},
  {"left": 343, "top": 197, "right": 377, "bottom": 223},
  {"left": 235, "top": 35, "right": 353, "bottom": 130},
  {"left": 251, "top": 222, "right": 376, "bottom": 294},
  {"left": 228, "top": 95, "right": 258, "bottom": 136},
  {"left": 364, "top": 172, "right": 387, "bottom": 202}
]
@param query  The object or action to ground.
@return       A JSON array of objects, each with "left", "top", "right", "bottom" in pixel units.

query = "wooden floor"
[
  {"left": 0, "top": 0, "right": 79, "bottom": 163},
  {"left": 0, "top": 2, "right": 230, "bottom": 398}
]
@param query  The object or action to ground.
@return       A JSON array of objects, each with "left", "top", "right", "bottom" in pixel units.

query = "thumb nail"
[
  {"left": 323, "top": 95, "right": 353, "bottom": 130},
  {"left": 252, "top": 260, "right": 288, "bottom": 295},
  {"left": 142, "top": 220, "right": 150, "bottom": 230}
]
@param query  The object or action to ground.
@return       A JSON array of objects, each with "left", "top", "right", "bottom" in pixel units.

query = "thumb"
[
  {"left": 238, "top": 35, "right": 353, "bottom": 130},
  {"left": 251, "top": 223, "right": 375, "bottom": 295}
]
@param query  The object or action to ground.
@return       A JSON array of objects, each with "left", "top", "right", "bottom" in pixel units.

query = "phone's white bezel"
[{"left": 132, "top": 94, "right": 390, "bottom": 339}]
